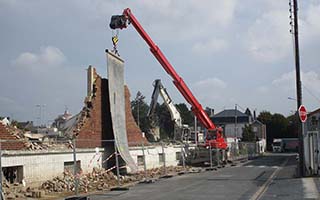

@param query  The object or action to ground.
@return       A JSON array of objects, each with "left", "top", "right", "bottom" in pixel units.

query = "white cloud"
[
  {"left": 2, "top": 46, "right": 85, "bottom": 121},
  {"left": 272, "top": 71, "right": 296, "bottom": 91},
  {"left": 246, "top": 10, "right": 291, "bottom": 62},
  {"left": 269, "top": 70, "right": 320, "bottom": 108},
  {"left": 246, "top": 1, "right": 320, "bottom": 63},
  {"left": 194, "top": 77, "right": 227, "bottom": 89},
  {"left": 192, "top": 38, "right": 228, "bottom": 54},
  {"left": 300, "top": 3, "right": 320, "bottom": 43},
  {"left": 192, "top": 77, "right": 227, "bottom": 106},
  {"left": 127, "top": 0, "right": 238, "bottom": 41},
  {"left": 12, "top": 46, "right": 66, "bottom": 69},
  {"left": 272, "top": 70, "right": 320, "bottom": 93}
]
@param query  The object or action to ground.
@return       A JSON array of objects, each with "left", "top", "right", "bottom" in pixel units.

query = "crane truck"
[
  {"left": 109, "top": 8, "right": 227, "bottom": 151},
  {"left": 147, "top": 79, "right": 190, "bottom": 142}
]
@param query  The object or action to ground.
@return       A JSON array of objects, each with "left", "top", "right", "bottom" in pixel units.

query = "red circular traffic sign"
[{"left": 298, "top": 105, "right": 307, "bottom": 123}]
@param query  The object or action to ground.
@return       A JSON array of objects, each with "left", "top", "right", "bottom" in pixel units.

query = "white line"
[
  {"left": 250, "top": 157, "right": 289, "bottom": 200},
  {"left": 302, "top": 178, "right": 319, "bottom": 199}
]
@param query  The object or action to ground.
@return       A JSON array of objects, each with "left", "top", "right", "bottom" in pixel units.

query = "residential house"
[
  {"left": 303, "top": 108, "right": 320, "bottom": 176},
  {"left": 211, "top": 109, "right": 253, "bottom": 138},
  {"left": 251, "top": 120, "right": 266, "bottom": 140}
]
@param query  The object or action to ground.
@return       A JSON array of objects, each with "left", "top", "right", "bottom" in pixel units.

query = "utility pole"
[
  {"left": 235, "top": 104, "right": 238, "bottom": 138},
  {"left": 290, "top": 0, "right": 304, "bottom": 176},
  {"left": 194, "top": 116, "right": 197, "bottom": 144}
]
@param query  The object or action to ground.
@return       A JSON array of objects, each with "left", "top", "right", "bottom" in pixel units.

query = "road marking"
[
  {"left": 245, "top": 165, "right": 278, "bottom": 169},
  {"left": 302, "top": 178, "right": 319, "bottom": 199},
  {"left": 249, "top": 157, "right": 289, "bottom": 200}
]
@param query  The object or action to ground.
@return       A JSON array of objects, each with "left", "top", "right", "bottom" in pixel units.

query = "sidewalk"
[{"left": 261, "top": 155, "right": 319, "bottom": 200}]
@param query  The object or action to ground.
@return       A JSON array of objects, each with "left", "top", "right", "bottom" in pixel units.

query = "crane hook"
[{"left": 111, "top": 30, "right": 120, "bottom": 56}]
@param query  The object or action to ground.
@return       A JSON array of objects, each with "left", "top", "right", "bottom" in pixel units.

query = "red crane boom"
[{"left": 110, "top": 8, "right": 227, "bottom": 149}]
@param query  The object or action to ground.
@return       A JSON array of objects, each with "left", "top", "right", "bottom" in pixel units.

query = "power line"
[{"left": 302, "top": 83, "right": 320, "bottom": 104}]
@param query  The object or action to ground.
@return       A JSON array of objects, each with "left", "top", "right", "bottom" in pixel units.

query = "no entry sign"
[{"left": 298, "top": 105, "right": 307, "bottom": 123}]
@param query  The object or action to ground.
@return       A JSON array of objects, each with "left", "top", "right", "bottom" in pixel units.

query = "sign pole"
[{"left": 291, "top": 0, "right": 304, "bottom": 177}]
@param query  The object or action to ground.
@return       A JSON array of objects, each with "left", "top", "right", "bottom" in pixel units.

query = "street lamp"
[
  {"left": 288, "top": 97, "right": 297, "bottom": 101},
  {"left": 36, "top": 104, "right": 46, "bottom": 127}
]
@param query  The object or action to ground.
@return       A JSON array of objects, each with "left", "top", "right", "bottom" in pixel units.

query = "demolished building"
[{"left": 0, "top": 51, "right": 183, "bottom": 187}]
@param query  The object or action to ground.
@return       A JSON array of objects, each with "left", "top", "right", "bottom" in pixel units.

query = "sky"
[{"left": 0, "top": 0, "right": 320, "bottom": 125}]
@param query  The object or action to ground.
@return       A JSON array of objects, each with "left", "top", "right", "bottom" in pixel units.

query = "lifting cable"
[{"left": 111, "top": 29, "right": 120, "bottom": 56}]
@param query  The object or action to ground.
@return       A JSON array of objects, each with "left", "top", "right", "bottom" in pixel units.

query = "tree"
[
  {"left": 287, "top": 114, "right": 299, "bottom": 138},
  {"left": 270, "top": 113, "right": 289, "bottom": 139},
  {"left": 158, "top": 103, "right": 174, "bottom": 139},
  {"left": 175, "top": 103, "right": 193, "bottom": 126},
  {"left": 257, "top": 111, "right": 290, "bottom": 150},
  {"left": 257, "top": 111, "right": 272, "bottom": 125},
  {"left": 131, "top": 91, "right": 150, "bottom": 133},
  {"left": 242, "top": 124, "right": 256, "bottom": 142}
]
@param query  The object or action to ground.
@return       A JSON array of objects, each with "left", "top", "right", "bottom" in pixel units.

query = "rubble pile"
[
  {"left": 70, "top": 101, "right": 91, "bottom": 137},
  {"left": 41, "top": 166, "right": 190, "bottom": 193},
  {"left": 1, "top": 179, "right": 39, "bottom": 199},
  {"left": 3, "top": 124, "right": 73, "bottom": 151},
  {"left": 5, "top": 125, "right": 25, "bottom": 140},
  {"left": 2, "top": 165, "right": 193, "bottom": 199},
  {"left": 41, "top": 168, "right": 121, "bottom": 193}
]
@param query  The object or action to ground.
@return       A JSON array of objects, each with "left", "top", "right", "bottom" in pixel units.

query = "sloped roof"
[
  {"left": 308, "top": 108, "right": 320, "bottom": 117},
  {"left": 0, "top": 123, "right": 25, "bottom": 150},
  {"left": 213, "top": 109, "right": 248, "bottom": 118},
  {"left": 252, "top": 119, "right": 264, "bottom": 125}
]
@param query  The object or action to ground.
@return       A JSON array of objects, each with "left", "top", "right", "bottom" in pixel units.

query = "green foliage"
[
  {"left": 158, "top": 103, "right": 174, "bottom": 139},
  {"left": 270, "top": 113, "right": 289, "bottom": 138},
  {"left": 257, "top": 111, "right": 295, "bottom": 150},
  {"left": 175, "top": 103, "right": 193, "bottom": 126},
  {"left": 287, "top": 113, "right": 299, "bottom": 138},
  {"left": 257, "top": 111, "right": 272, "bottom": 125},
  {"left": 242, "top": 124, "right": 256, "bottom": 142},
  {"left": 131, "top": 91, "right": 150, "bottom": 133}
]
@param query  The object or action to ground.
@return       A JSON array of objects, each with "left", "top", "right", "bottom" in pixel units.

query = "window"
[
  {"left": 2, "top": 166, "right": 23, "bottom": 184},
  {"left": 64, "top": 161, "right": 81, "bottom": 173},
  {"left": 137, "top": 155, "right": 145, "bottom": 166},
  {"left": 159, "top": 153, "right": 165, "bottom": 164},
  {"left": 253, "top": 127, "right": 258, "bottom": 132}
]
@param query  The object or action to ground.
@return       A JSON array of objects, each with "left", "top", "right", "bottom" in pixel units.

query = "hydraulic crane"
[{"left": 109, "top": 8, "right": 227, "bottom": 150}]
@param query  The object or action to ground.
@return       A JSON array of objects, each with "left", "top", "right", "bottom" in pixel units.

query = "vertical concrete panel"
[{"left": 106, "top": 50, "right": 138, "bottom": 172}]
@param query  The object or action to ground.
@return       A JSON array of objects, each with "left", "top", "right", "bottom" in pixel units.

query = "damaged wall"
[
  {"left": 0, "top": 123, "right": 24, "bottom": 150},
  {"left": 75, "top": 67, "right": 147, "bottom": 148}
]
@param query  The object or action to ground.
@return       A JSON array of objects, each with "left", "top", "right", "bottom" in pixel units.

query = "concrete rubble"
[
  {"left": 3, "top": 124, "right": 71, "bottom": 151},
  {"left": 2, "top": 166, "right": 194, "bottom": 199}
]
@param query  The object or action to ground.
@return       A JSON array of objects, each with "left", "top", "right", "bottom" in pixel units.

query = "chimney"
[
  {"left": 87, "top": 65, "right": 95, "bottom": 99},
  {"left": 254, "top": 110, "right": 256, "bottom": 120}
]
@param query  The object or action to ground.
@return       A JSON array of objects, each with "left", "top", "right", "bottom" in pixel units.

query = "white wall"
[
  {"left": 2, "top": 149, "right": 103, "bottom": 185},
  {"left": 1, "top": 145, "right": 183, "bottom": 185},
  {"left": 129, "top": 145, "right": 182, "bottom": 171},
  {"left": 303, "top": 111, "right": 320, "bottom": 176},
  {"left": 224, "top": 123, "right": 246, "bottom": 138}
]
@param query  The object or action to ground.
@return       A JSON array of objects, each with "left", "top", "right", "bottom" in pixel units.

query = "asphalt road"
[{"left": 88, "top": 153, "right": 319, "bottom": 200}]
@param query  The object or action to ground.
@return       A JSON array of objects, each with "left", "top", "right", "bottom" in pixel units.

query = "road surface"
[{"left": 88, "top": 153, "right": 319, "bottom": 200}]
